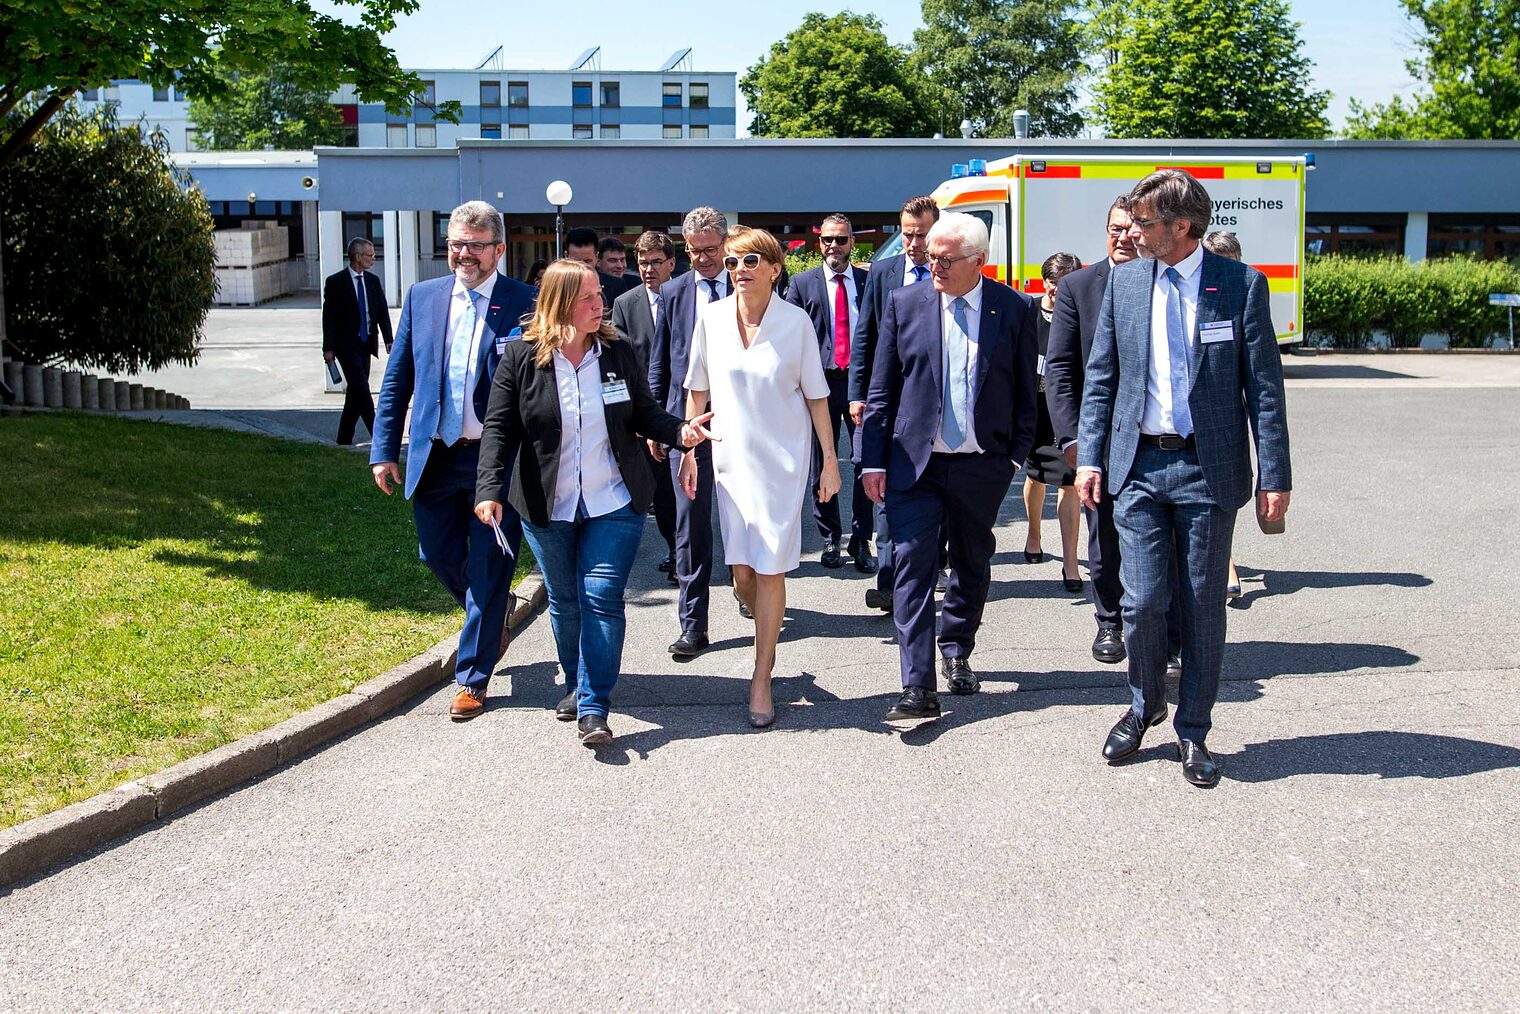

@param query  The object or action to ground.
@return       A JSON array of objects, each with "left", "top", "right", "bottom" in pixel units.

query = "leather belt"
[
  {"left": 435, "top": 437, "right": 480, "bottom": 449},
  {"left": 1139, "top": 433, "right": 1195, "bottom": 450}
]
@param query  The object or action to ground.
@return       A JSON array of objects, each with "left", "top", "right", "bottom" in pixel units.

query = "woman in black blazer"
[{"left": 475, "top": 260, "right": 712, "bottom": 746}]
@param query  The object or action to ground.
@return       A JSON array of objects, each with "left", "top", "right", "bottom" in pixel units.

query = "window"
[
  {"left": 573, "top": 124, "right": 593, "bottom": 140},
  {"left": 663, "top": 125, "right": 682, "bottom": 139},
  {"left": 183, "top": 129, "right": 200, "bottom": 151},
  {"left": 415, "top": 80, "right": 436, "bottom": 108},
  {"left": 689, "top": 125, "right": 708, "bottom": 139},
  {"left": 387, "top": 124, "right": 409, "bottom": 147},
  {"left": 662, "top": 82, "right": 682, "bottom": 107},
  {"left": 600, "top": 82, "right": 620, "bottom": 108},
  {"left": 1304, "top": 214, "right": 1402, "bottom": 257},
  {"left": 508, "top": 125, "right": 530, "bottom": 139},
  {"left": 508, "top": 81, "right": 529, "bottom": 107},
  {"left": 689, "top": 82, "right": 709, "bottom": 110},
  {"left": 433, "top": 213, "right": 451, "bottom": 256},
  {"left": 572, "top": 81, "right": 592, "bottom": 107},
  {"left": 152, "top": 85, "right": 176, "bottom": 102},
  {"left": 1427, "top": 215, "right": 1520, "bottom": 260},
  {"left": 480, "top": 124, "right": 501, "bottom": 139},
  {"left": 79, "top": 88, "right": 98, "bottom": 102},
  {"left": 601, "top": 125, "right": 620, "bottom": 140},
  {"left": 343, "top": 213, "right": 384, "bottom": 257},
  {"left": 480, "top": 80, "right": 501, "bottom": 107},
  {"left": 415, "top": 124, "right": 437, "bottom": 148}
]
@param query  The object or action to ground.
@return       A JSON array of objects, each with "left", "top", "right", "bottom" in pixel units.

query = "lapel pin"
[{"left": 1205, "top": 287, "right": 1218, "bottom": 293}]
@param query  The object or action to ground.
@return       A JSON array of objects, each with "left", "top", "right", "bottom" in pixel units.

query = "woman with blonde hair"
[
  {"left": 679, "top": 226, "right": 840, "bottom": 728},
  {"left": 475, "top": 260, "right": 713, "bottom": 746}
]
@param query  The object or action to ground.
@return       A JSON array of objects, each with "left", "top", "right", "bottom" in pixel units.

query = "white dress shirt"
[
  {"left": 1141, "top": 242, "right": 1203, "bottom": 436},
  {"left": 549, "top": 341, "right": 632, "bottom": 522},
  {"left": 645, "top": 284, "right": 660, "bottom": 327},
  {"left": 932, "top": 280, "right": 985, "bottom": 455},
  {"left": 825, "top": 269, "right": 860, "bottom": 365},
  {"left": 438, "top": 274, "right": 498, "bottom": 441}
]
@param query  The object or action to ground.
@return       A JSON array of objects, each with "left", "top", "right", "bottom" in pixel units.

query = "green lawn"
[{"left": 0, "top": 413, "right": 529, "bottom": 830}]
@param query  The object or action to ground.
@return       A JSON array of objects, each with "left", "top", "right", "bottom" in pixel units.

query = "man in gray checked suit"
[{"left": 1076, "top": 170, "right": 1291, "bottom": 788}]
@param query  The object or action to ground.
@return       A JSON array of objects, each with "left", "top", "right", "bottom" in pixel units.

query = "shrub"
[{"left": 1303, "top": 255, "right": 1520, "bottom": 349}]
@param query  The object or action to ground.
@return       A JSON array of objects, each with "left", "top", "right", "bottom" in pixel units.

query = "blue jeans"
[{"left": 522, "top": 503, "right": 644, "bottom": 718}]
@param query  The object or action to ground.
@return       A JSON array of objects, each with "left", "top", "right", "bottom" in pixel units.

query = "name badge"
[
  {"left": 1200, "top": 320, "right": 1235, "bottom": 344},
  {"left": 1036, "top": 353, "right": 1047, "bottom": 377},
  {"left": 493, "top": 338, "right": 509, "bottom": 354},
  {"left": 601, "top": 375, "right": 631, "bottom": 404}
]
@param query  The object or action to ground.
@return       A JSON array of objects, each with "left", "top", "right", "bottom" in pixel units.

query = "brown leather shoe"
[{"left": 449, "top": 685, "right": 487, "bottom": 721}]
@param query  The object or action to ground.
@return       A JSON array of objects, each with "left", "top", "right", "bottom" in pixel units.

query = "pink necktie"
[{"left": 832, "top": 274, "right": 850, "bottom": 369}]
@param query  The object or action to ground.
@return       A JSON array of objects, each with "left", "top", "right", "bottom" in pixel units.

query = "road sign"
[{"left": 1489, "top": 294, "right": 1520, "bottom": 307}]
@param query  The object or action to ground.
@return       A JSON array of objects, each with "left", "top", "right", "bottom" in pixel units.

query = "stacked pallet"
[{"left": 213, "top": 222, "right": 292, "bottom": 306}]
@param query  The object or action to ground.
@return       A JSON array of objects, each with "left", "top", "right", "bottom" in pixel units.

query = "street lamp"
[{"left": 546, "top": 180, "right": 573, "bottom": 260}]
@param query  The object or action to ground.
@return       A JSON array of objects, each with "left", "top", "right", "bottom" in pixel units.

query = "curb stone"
[{"left": 0, "top": 572, "right": 546, "bottom": 892}]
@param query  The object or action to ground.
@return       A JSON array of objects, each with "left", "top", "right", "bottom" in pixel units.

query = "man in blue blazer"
[
  {"left": 371, "top": 201, "right": 537, "bottom": 722},
  {"left": 861, "top": 212, "right": 1039, "bottom": 721},
  {"left": 1077, "top": 170, "right": 1292, "bottom": 787},
  {"left": 784, "top": 213, "right": 872, "bottom": 571},
  {"left": 648, "top": 206, "right": 731, "bottom": 658},
  {"left": 847, "top": 196, "right": 939, "bottom": 610}
]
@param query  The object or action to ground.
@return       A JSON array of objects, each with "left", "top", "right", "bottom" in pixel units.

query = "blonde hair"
[
  {"left": 724, "top": 224, "right": 784, "bottom": 265},
  {"left": 519, "top": 260, "right": 616, "bottom": 368}
]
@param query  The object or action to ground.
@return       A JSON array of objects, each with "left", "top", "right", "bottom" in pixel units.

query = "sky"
[{"left": 337, "top": 0, "right": 1423, "bottom": 134}]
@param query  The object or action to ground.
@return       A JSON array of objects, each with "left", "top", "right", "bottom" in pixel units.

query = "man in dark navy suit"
[
  {"left": 848, "top": 195, "right": 939, "bottom": 610},
  {"left": 861, "top": 212, "right": 1039, "bottom": 720},
  {"left": 371, "top": 201, "right": 537, "bottom": 722},
  {"left": 785, "top": 213, "right": 872, "bottom": 572},
  {"left": 566, "top": 227, "right": 637, "bottom": 306},
  {"left": 648, "top": 206, "right": 731, "bottom": 658},
  {"left": 322, "top": 237, "right": 394, "bottom": 445}
]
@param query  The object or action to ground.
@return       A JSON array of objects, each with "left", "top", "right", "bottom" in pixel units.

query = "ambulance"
[{"left": 891, "top": 153, "right": 1308, "bottom": 344}]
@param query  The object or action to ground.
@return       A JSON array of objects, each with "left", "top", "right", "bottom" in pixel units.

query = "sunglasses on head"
[{"left": 722, "top": 253, "right": 764, "bottom": 271}]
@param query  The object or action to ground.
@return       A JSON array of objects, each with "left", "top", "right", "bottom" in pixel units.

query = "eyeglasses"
[
  {"left": 1127, "top": 216, "right": 1164, "bottom": 230},
  {"left": 637, "top": 257, "right": 670, "bottom": 268},
  {"left": 687, "top": 244, "right": 722, "bottom": 258},
  {"left": 446, "top": 239, "right": 496, "bottom": 253},
  {"left": 723, "top": 253, "right": 764, "bottom": 271},
  {"left": 927, "top": 253, "right": 977, "bottom": 269},
  {"left": 1105, "top": 225, "right": 1131, "bottom": 236},
  {"left": 820, "top": 235, "right": 852, "bottom": 245}
]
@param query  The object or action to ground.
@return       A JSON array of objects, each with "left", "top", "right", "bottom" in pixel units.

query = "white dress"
[{"left": 684, "top": 294, "right": 830, "bottom": 575}]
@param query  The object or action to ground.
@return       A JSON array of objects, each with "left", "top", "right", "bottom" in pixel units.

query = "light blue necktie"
[
  {"left": 941, "top": 296, "right": 970, "bottom": 449},
  {"left": 440, "top": 289, "right": 480, "bottom": 445},
  {"left": 1163, "top": 267, "right": 1194, "bottom": 438}
]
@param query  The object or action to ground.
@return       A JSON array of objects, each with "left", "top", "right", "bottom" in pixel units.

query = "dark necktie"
[
  {"left": 911, "top": 264, "right": 928, "bottom": 284},
  {"left": 355, "top": 274, "right": 368, "bottom": 341},
  {"left": 705, "top": 278, "right": 722, "bottom": 302}
]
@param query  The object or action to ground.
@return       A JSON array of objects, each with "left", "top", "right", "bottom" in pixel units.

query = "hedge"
[{"left": 1303, "top": 255, "right": 1520, "bottom": 349}]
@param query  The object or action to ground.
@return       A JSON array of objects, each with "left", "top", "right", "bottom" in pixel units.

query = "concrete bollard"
[
  {"left": 115, "top": 380, "right": 131, "bottom": 410},
  {"left": 3, "top": 360, "right": 22, "bottom": 403},
  {"left": 128, "top": 384, "right": 144, "bottom": 410},
  {"left": 182, "top": 397, "right": 191, "bottom": 409},
  {"left": 62, "top": 371, "right": 83, "bottom": 409},
  {"left": 41, "top": 368, "right": 63, "bottom": 407},
  {"left": 24, "top": 365, "right": 44, "bottom": 406},
  {"left": 81, "top": 375, "right": 99, "bottom": 410},
  {"left": 153, "top": 389, "right": 167, "bottom": 410},
  {"left": 98, "top": 377, "right": 117, "bottom": 411},
  {"left": 141, "top": 387, "right": 157, "bottom": 410}
]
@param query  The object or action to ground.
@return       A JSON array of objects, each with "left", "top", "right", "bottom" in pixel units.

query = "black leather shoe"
[
  {"left": 668, "top": 631, "right": 709, "bottom": 658},
  {"left": 886, "top": 686, "right": 940, "bottom": 720},
  {"left": 943, "top": 657, "right": 979, "bottom": 695},
  {"left": 657, "top": 554, "right": 674, "bottom": 574},
  {"left": 1092, "top": 628, "right": 1126, "bottom": 664},
  {"left": 864, "top": 588, "right": 891, "bottom": 612},
  {"left": 734, "top": 588, "right": 752, "bottom": 619},
  {"left": 1165, "top": 653, "right": 1182, "bottom": 683},
  {"left": 1062, "top": 575, "right": 1084, "bottom": 593},
  {"left": 1102, "top": 705, "right": 1168, "bottom": 762},
  {"left": 555, "top": 691, "right": 577, "bottom": 721},
  {"left": 1179, "top": 739, "right": 1221, "bottom": 787},
  {"left": 853, "top": 547, "right": 878, "bottom": 574},
  {"left": 577, "top": 714, "right": 613, "bottom": 745},
  {"left": 820, "top": 540, "right": 844, "bottom": 569}
]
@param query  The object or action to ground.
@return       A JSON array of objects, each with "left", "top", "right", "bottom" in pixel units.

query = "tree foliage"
[
  {"left": 0, "top": 0, "right": 455, "bottom": 165},
  {"left": 1344, "top": 0, "right": 1520, "bottom": 139},
  {"left": 740, "top": 12, "right": 935, "bottom": 137},
  {"left": 188, "top": 65, "right": 346, "bottom": 150},
  {"left": 1090, "top": 0, "right": 1330, "bottom": 139},
  {"left": 913, "top": 0, "right": 1085, "bottom": 138},
  {"left": 0, "top": 104, "right": 216, "bottom": 372}
]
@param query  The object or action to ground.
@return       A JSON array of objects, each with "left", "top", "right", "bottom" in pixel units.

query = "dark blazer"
[
  {"left": 600, "top": 271, "right": 639, "bottom": 308},
  {"left": 848, "top": 254, "right": 923, "bottom": 404},
  {"left": 475, "top": 336, "right": 686, "bottom": 528},
  {"left": 1078, "top": 251, "right": 1292, "bottom": 510},
  {"left": 861, "top": 278, "right": 1040, "bottom": 491},
  {"left": 1043, "top": 258, "right": 1109, "bottom": 447},
  {"left": 609, "top": 284, "right": 659, "bottom": 380},
  {"left": 649, "top": 271, "right": 729, "bottom": 416},
  {"left": 371, "top": 272, "right": 537, "bottom": 499},
  {"left": 784, "top": 264, "right": 868, "bottom": 366},
  {"left": 322, "top": 268, "right": 393, "bottom": 358}
]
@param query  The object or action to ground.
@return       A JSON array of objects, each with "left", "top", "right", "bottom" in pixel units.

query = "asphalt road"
[{"left": 4, "top": 360, "right": 1518, "bottom": 1011}]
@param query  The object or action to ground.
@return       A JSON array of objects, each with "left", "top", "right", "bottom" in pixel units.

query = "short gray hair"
[
  {"left": 927, "top": 212, "right": 989, "bottom": 257},
  {"left": 682, "top": 206, "right": 728, "bottom": 238},
  {"left": 345, "top": 237, "right": 374, "bottom": 261},
  {"left": 1125, "top": 170, "right": 1211, "bottom": 240},
  {"left": 1202, "top": 230, "right": 1242, "bottom": 260},
  {"left": 449, "top": 200, "right": 504, "bottom": 242}
]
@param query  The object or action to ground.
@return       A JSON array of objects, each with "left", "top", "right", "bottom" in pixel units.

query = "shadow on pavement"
[
  {"left": 1222, "top": 731, "right": 1520, "bottom": 782},
  {"left": 1230, "top": 567, "right": 1433, "bottom": 609}
]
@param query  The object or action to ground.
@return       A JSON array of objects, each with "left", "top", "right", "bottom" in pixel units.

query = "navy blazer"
[
  {"left": 1077, "top": 251, "right": 1292, "bottom": 510},
  {"left": 321, "top": 268, "right": 393, "bottom": 359},
  {"left": 848, "top": 254, "right": 924, "bottom": 405},
  {"left": 648, "top": 270, "right": 729, "bottom": 416},
  {"left": 861, "top": 278, "right": 1040, "bottom": 491},
  {"left": 1042, "top": 258, "right": 1109, "bottom": 448},
  {"left": 784, "top": 264, "right": 868, "bottom": 367},
  {"left": 371, "top": 271, "right": 537, "bottom": 499}
]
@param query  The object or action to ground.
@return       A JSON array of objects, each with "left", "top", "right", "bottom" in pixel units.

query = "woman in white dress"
[{"left": 680, "top": 226, "right": 841, "bottom": 728}]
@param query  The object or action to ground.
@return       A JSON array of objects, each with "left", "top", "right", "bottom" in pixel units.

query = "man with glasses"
[
  {"left": 370, "top": 201, "right": 538, "bottom": 722},
  {"left": 1077, "top": 170, "right": 1291, "bottom": 787},
  {"left": 784, "top": 214, "right": 873, "bottom": 572},
  {"left": 322, "top": 237, "right": 393, "bottom": 445},
  {"left": 612, "top": 230, "right": 680, "bottom": 581},
  {"left": 860, "top": 212, "right": 1039, "bottom": 720},
  {"left": 649, "top": 207, "right": 732, "bottom": 657}
]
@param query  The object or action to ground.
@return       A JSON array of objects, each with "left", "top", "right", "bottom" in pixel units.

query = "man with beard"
[{"left": 371, "top": 201, "right": 538, "bottom": 721}]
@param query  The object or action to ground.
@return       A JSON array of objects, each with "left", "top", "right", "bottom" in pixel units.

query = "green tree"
[
  {"left": 741, "top": 12, "right": 935, "bottom": 137},
  {"left": 1344, "top": 1, "right": 1520, "bottom": 139},
  {"left": 912, "top": 0, "right": 1085, "bottom": 138},
  {"left": 0, "top": 0, "right": 455, "bottom": 166},
  {"left": 188, "top": 65, "right": 346, "bottom": 150},
  {"left": 1090, "top": 0, "right": 1330, "bottom": 139},
  {"left": 0, "top": 104, "right": 216, "bottom": 372}
]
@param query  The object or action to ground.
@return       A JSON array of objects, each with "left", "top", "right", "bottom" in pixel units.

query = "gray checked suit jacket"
[{"left": 1076, "top": 250, "right": 1291, "bottom": 511}]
